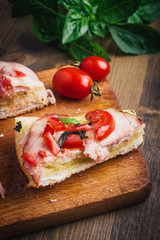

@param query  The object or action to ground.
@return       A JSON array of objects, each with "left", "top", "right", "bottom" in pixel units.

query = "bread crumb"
[
  {"left": 50, "top": 199, "right": 57, "bottom": 203},
  {"left": 0, "top": 133, "right": 4, "bottom": 138}
]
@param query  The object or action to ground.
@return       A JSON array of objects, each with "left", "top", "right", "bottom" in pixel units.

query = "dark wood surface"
[{"left": 0, "top": 1, "right": 160, "bottom": 240}]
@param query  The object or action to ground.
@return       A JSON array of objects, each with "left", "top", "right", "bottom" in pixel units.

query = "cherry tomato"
[
  {"left": 52, "top": 67, "right": 93, "bottom": 99},
  {"left": 62, "top": 134, "right": 83, "bottom": 149},
  {"left": 80, "top": 56, "right": 110, "bottom": 81},
  {"left": 85, "top": 110, "right": 115, "bottom": 141}
]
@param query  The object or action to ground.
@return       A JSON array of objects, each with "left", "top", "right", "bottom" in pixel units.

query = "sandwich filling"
[
  {"left": 15, "top": 109, "right": 144, "bottom": 187},
  {"left": 0, "top": 61, "right": 55, "bottom": 119}
]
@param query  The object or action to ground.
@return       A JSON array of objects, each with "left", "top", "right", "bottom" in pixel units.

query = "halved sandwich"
[
  {"left": 15, "top": 108, "right": 144, "bottom": 187},
  {"left": 0, "top": 61, "right": 56, "bottom": 119}
]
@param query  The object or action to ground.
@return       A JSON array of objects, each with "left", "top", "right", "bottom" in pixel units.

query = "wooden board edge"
[{"left": 1, "top": 178, "right": 151, "bottom": 240}]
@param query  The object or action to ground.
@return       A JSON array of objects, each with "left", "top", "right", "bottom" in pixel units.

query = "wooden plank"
[{"left": 0, "top": 67, "right": 151, "bottom": 239}]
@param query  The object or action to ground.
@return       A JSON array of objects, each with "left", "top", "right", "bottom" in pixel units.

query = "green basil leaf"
[
  {"left": 58, "top": 0, "right": 82, "bottom": 11},
  {"left": 81, "top": 0, "right": 94, "bottom": 14},
  {"left": 62, "top": 10, "right": 89, "bottom": 44},
  {"left": 14, "top": 121, "right": 22, "bottom": 132},
  {"left": 136, "top": 1, "right": 160, "bottom": 23},
  {"left": 127, "top": 12, "right": 143, "bottom": 23},
  {"left": 98, "top": 0, "right": 139, "bottom": 24},
  {"left": 109, "top": 23, "right": 160, "bottom": 54},
  {"left": 33, "top": 15, "right": 58, "bottom": 42},
  {"left": 90, "top": 20, "right": 106, "bottom": 38},
  {"left": 58, "top": 0, "right": 98, "bottom": 13},
  {"left": 70, "top": 37, "right": 111, "bottom": 62},
  {"left": 9, "top": 0, "right": 62, "bottom": 18},
  {"left": 57, "top": 117, "right": 80, "bottom": 125}
]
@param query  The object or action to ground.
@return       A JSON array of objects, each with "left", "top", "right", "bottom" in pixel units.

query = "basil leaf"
[
  {"left": 57, "top": 130, "right": 86, "bottom": 149},
  {"left": 136, "top": 0, "right": 160, "bottom": 23},
  {"left": 109, "top": 23, "right": 160, "bottom": 54},
  {"left": 14, "top": 121, "right": 22, "bottom": 132},
  {"left": 33, "top": 15, "right": 58, "bottom": 42},
  {"left": 81, "top": 0, "right": 95, "bottom": 14},
  {"left": 9, "top": 0, "right": 59, "bottom": 17},
  {"left": 57, "top": 117, "right": 80, "bottom": 125},
  {"left": 90, "top": 20, "right": 106, "bottom": 38},
  {"left": 70, "top": 37, "right": 111, "bottom": 62},
  {"left": 58, "top": 0, "right": 97, "bottom": 13},
  {"left": 58, "top": 0, "right": 82, "bottom": 11},
  {"left": 98, "top": 0, "right": 139, "bottom": 24},
  {"left": 127, "top": 13, "right": 143, "bottom": 23},
  {"left": 62, "top": 10, "right": 89, "bottom": 44}
]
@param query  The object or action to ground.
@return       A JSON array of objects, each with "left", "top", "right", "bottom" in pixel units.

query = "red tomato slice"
[
  {"left": 67, "top": 123, "right": 92, "bottom": 132},
  {"left": 48, "top": 117, "right": 67, "bottom": 132},
  {"left": 85, "top": 110, "right": 115, "bottom": 141},
  {"left": 44, "top": 132, "right": 60, "bottom": 156},
  {"left": 86, "top": 110, "right": 111, "bottom": 124},
  {"left": 43, "top": 123, "right": 55, "bottom": 136},
  {"left": 21, "top": 153, "right": 37, "bottom": 167},
  {"left": 85, "top": 110, "right": 94, "bottom": 121},
  {"left": 62, "top": 134, "right": 83, "bottom": 149},
  {"left": 96, "top": 116, "right": 115, "bottom": 141}
]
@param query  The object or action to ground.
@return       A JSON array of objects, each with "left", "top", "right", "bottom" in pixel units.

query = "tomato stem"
[
  {"left": 90, "top": 81, "right": 101, "bottom": 100},
  {"left": 70, "top": 62, "right": 80, "bottom": 68}
]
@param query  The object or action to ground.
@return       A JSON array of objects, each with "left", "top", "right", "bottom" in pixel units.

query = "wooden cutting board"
[{"left": 0, "top": 67, "right": 151, "bottom": 239}]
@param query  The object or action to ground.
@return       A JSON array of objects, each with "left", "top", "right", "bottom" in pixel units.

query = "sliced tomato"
[
  {"left": 48, "top": 117, "right": 67, "bottom": 132},
  {"left": 62, "top": 134, "right": 83, "bottom": 149},
  {"left": 86, "top": 110, "right": 111, "bottom": 124},
  {"left": 44, "top": 132, "right": 60, "bottom": 156},
  {"left": 43, "top": 123, "right": 55, "bottom": 136},
  {"left": 85, "top": 110, "right": 115, "bottom": 141},
  {"left": 96, "top": 116, "right": 115, "bottom": 141},
  {"left": 85, "top": 110, "right": 94, "bottom": 121},
  {"left": 21, "top": 153, "right": 37, "bottom": 167},
  {"left": 67, "top": 123, "right": 92, "bottom": 132}
]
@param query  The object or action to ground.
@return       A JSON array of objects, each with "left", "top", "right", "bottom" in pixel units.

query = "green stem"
[{"left": 37, "top": 1, "right": 66, "bottom": 18}]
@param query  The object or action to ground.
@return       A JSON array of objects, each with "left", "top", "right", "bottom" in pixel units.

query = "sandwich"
[
  {"left": 15, "top": 108, "right": 144, "bottom": 187},
  {"left": 0, "top": 61, "right": 55, "bottom": 119}
]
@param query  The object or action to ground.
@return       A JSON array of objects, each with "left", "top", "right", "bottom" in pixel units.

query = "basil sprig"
[{"left": 8, "top": 0, "right": 160, "bottom": 60}]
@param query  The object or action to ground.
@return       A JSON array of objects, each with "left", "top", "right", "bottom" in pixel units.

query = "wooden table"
[{"left": 0, "top": 1, "right": 160, "bottom": 240}]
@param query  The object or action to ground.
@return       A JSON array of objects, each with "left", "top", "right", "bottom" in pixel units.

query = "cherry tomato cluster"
[{"left": 52, "top": 56, "right": 110, "bottom": 100}]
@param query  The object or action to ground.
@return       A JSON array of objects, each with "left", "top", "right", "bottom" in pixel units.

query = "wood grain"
[
  {"left": 0, "top": 67, "right": 150, "bottom": 239},
  {"left": 0, "top": 1, "right": 160, "bottom": 240}
]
